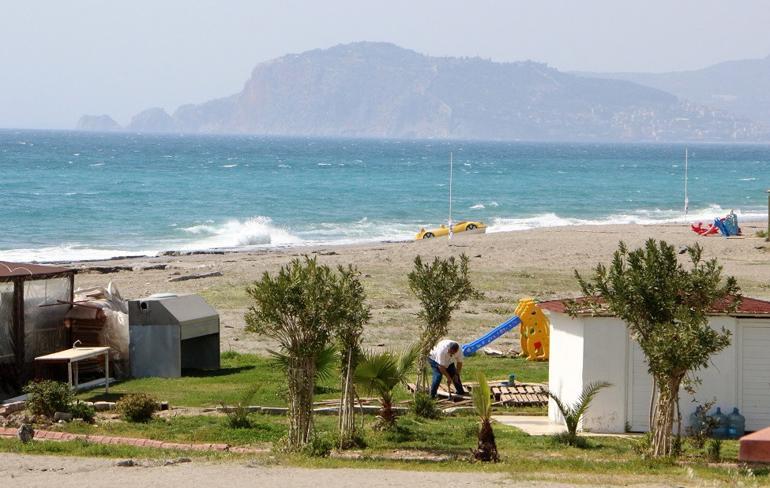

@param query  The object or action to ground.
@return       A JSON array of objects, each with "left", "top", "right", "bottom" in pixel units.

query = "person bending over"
[{"left": 428, "top": 339, "right": 466, "bottom": 398}]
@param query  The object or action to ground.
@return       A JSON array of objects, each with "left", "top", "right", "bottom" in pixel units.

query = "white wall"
[
  {"left": 549, "top": 312, "right": 747, "bottom": 434},
  {"left": 581, "top": 317, "right": 629, "bottom": 433},
  {"left": 680, "top": 316, "right": 738, "bottom": 422},
  {"left": 548, "top": 314, "right": 584, "bottom": 425}
]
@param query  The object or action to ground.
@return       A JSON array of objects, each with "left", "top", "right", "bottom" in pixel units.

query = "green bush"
[
  {"left": 706, "top": 438, "right": 722, "bottom": 462},
  {"left": 69, "top": 401, "right": 96, "bottom": 423},
  {"left": 411, "top": 392, "right": 442, "bottom": 419},
  {"left": 23, "top": 380, "right": 73, "bottom": 418},
  {"left": 551, "top": 431, "right": 589, "bottom": 448},
  {"left": 225, "top": 405, "right": 252, "bottom": 429},
  {"left": 302, "top": 431, "right": 337, "bottom": 457},
  {"left": 116, "top": 393, "right": 158, "bottom": 422},
  {"left": 632, "top": 432, "right": 653, "bottom": 456}
]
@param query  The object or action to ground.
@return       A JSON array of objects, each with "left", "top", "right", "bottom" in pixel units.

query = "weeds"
[{"left": 116, "top": 393, "right": 158, "bottom": 422}]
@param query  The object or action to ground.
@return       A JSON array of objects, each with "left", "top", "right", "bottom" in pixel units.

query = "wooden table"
[{"left": 35, "top": 347, "right": 111, "bottom": 393}]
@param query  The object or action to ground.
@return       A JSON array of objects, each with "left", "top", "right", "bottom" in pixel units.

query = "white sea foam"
[
  {"left": 181, "top": 216, "right": 303, "bottom": 249},
  {"left": 5, "top": 206, "right": 766, "bottom": 263},
  {"left": 222, "top": 164, "right": 238, "bottom": 168},
  {"left": 487, "top": 205, "right": 766, "bottom": 233},
  {"left": 470, "top": 203, "right": 485, "bottom": 209},
  {"left": 0, "top": 245, "right": 158, "bottom": 263}
]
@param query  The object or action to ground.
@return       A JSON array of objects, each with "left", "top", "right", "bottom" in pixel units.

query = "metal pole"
[
  {"left": 448, "top": 152, "right": 453, "bottom": 240},
  {"left": 766, "top": 189, "right": 769, "bottom": 242},
  {"left": 684, "top": 148, "right": 689, "bottom": 216}
]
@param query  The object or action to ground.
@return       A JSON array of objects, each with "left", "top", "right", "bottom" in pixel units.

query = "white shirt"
[{"left": 429, "top": 339, "right": 463, "bottom": 367}]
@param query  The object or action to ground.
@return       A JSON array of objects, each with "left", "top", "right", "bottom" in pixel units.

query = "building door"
[
  {"left": 741, "top": 325, "right": 770, "bottom": 431},
  {"left": 628, "top": 340, "right": 653, "bottom": 432}
]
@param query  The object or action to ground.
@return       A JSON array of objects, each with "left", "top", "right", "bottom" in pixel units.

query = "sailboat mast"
[
  {"left": 448, "top": 152, "right": 454, "bottom": 240},
  {"left": 684, "top": 147, "right": 689, "bottom": 216}
]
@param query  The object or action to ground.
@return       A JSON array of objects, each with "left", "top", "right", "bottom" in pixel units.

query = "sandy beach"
[{"left": 67, "top": 222, "right": 770, "bottom": 354}]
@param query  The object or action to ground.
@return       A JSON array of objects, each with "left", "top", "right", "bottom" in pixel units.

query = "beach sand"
[{"left": 70, "top": 222, "right": 770, "bottom": 354}]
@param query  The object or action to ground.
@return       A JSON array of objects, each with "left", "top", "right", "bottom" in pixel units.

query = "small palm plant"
[
  {"left": 548, "top": 381, "right": 611, "bottom": 446},
  {"left": 354, "top": 345, "right": 418, "bottom": 429},
  {"left": 471, "top": 373, "right": 499, "bottom": 462}
]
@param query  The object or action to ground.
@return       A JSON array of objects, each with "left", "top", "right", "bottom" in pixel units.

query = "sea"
[{"left": 1, "top": 129, "right": 768, "bottom": 262}]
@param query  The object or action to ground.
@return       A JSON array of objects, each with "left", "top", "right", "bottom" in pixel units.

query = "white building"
[{"left": 542, "top": 297, "right": 770, "bottom": 433}]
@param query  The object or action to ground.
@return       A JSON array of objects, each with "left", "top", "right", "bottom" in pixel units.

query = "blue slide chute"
[{"left": 461, "top": 315, "right": 522, "bottom": 357}]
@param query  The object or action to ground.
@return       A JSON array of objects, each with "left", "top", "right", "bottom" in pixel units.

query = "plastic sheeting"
[
  {"left": 23, "top": 277, "right": 71, "bottom": 363},
  {"left": 72, "top": 282, "right": 129, "bottom": 377},
  {"left": 0, "top": 283, "right": 13, "bottom": 364}
]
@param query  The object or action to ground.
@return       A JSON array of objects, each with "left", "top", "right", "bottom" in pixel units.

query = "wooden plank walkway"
[{"left": 406, "top": 381, "right": 548, "bottom": 407}]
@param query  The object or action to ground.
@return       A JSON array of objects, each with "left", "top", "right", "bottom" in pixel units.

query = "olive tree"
[
  {"left": 334, "top": 265, "right": 371, "bottom": 448},
  {"left": 408, "top": 254, "right": 481, "bottom": 391},
  {"left": 572, "top": 240, "right": 739, "bottom": 457},
  {"left": 245, "top": 257, "right": 345, "bottom": 450}
]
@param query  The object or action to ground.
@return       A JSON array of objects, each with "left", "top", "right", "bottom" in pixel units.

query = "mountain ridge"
[
  {"left": 77, "top": 42, "right": 769, "bottom": 142},
  {"left": 578, "top": 54, "right": 770, "bottom": 126}
]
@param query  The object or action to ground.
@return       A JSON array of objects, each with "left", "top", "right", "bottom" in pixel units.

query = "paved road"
[{"left": 0, "top": 453, "right": 650, "bottom": 488}]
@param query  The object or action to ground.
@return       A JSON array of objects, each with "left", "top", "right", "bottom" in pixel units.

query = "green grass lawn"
[
  {"left": 78, "top": 352, "right": 547, "bottom": 408},
  {"left": 6, "top": 413, "right": 765, "bottom": 485},
  {"left": 9, "top": 352, "right": 762, "bottom": 484}
]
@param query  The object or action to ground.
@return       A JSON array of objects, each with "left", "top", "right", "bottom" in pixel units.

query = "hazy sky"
[{"left": 2, "top": 0, "right": 770, "bottom": 129}]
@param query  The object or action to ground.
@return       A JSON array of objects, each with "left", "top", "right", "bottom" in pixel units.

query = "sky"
[{"left": 2, "top": 0, "right": 770, "bottom": 129}]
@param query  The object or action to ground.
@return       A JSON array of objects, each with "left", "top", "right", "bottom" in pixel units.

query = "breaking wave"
[
  {"left": 487, "top": 205, "right": 766, "bottom": 233},
  {"left": 181, "top": 216, "right": 303, "bottom": 249}
]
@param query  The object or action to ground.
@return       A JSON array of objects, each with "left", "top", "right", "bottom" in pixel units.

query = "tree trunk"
[
  {"left": 287, "top": 356, "right": 316, "bottom": 450},
  {"left": 378, "top": 394, "right": 396, "bottom": 429},
  {"left": 474, "top": 420, "right": 499, "bottom": 462},
  {"left": 650, "top": 375, "right": 683, "bottom": 457},
  {"left": 338, "top": 348, "right": 356, "bottom": 448}
]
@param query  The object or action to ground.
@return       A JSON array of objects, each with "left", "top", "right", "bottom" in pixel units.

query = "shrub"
[
  {"left": 706, "top": 438, "right": 722, "bottom": 462},
  {"left": 412, "top": 392, "right": 442, "bottom": 419},
  {"left": 302, "top": 431, "right": 337, "bottom": 457},
  {"left": 246, "top": 257, "right": 348, "bottom": 450},
  {"left": 23, "top": 380, "right": 73, "bottom": 418},
  {"left": 69, "top": 401, "right": 96, "bottom": 423},
  {"left": 225, "top": 405, "right": 252, "bottom": 429},
  {"left": 408, "top": 254, "right": 481, "bottom": 391},
  {"left": 116, "top": 393, "right": 158, "bottom": 422},
  {"left": 686, "top": 401, "right": 718, "bottom": 449},
  {"left": 551, "top": 431, "right": 589, "bottom": 448},
  {"left": 632, "top": 432, "right": 653, "bottom": 457},
  {"left": 548, "top": 381, "right": 611, "bottom": 447},
  {"left": 223, "top": 387, "right": 257, "bottom": 429},
  {"left": 471, "top": 373, "right": 498, "bottom": 462}
]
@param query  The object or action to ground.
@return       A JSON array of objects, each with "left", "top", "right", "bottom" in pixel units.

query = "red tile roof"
[
  {"left": 540, "top": 295, "right": 770, "bottom": 317},
  {"left": 0, "top": 261, "right": 75, "bottom": 282}
]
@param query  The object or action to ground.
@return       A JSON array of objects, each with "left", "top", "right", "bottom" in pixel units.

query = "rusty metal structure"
[{"left": 0, "top": 261, "right": 75, "bottom": 399}]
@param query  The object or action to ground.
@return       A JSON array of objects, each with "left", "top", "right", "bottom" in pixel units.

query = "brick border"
[{"left": 0, "top": 427, "right": 263, "bottom": 454}]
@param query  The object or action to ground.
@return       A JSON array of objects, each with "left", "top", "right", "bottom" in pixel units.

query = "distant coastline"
[{"left": 74, "top": 42, "right": 770, "bottom": 143}]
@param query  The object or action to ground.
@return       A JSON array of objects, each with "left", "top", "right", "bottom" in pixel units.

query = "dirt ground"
[
  {"left": 0, "top": 453, "right": 676, "bottom": 487},
  {"left": 70, "top": 222, "right": 770, "bottom": 354}
]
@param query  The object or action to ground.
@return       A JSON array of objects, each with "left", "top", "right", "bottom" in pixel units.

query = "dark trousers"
[{"left": 429, "top": 359, "right": 465, "bottom": 398}]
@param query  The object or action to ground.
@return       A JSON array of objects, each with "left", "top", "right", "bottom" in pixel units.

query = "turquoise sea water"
[{"left": 1, "top": 130, "right": 768, "bottom": 262}]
